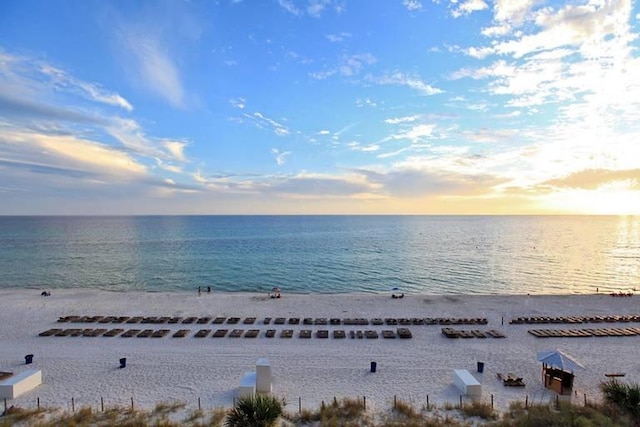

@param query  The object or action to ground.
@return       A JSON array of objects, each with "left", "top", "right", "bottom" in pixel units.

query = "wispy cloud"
[
  {"left": 278, "top": 0, "right": 340, "bottom": 18},
  {"left": 119, "top": 34, "right": 186, "bottom": 108},
  {"left": 238, "top": 111, "right": 290, "bottom": 136},
  {"left": 310, "top": 53, "right": 376, "bottom": 80},
  {"left": 271, "top": 148, "right": 292, "bottom": 166},
  {"left": 372, "top": 72, "right": 443, "bottom": 95},
  {"left": 403, "top": 0, "right": 423, "bottom": 11},
  {"left": 326, "top": 32, "right": 351, "bottom": 43}
]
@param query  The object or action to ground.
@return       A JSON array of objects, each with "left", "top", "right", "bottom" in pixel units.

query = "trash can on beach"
[
  {"left": 25, "top": 354, "right": 34, "bottom": 364},
  {"left": 120, "top": 358, "right": 127, "bottom": 368},
  {"left": 370, "top": 361, "right": 377, "bottom": 373},
  {"left": 477, "top": 362, "right": 484, "bottom": 373}
]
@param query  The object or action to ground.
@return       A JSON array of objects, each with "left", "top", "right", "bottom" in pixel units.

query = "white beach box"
[
  {"left": 255, "top": 358, "right": 272, "bottom": 394},
  {"left": 0, "top": 369, "right": 42, "bottom": 399},
  {"left": 453, "top": 369, "right": 481, "bottom": 398},
  {"left": 238, "top": 371, "right": 256, "bottom": 398}
]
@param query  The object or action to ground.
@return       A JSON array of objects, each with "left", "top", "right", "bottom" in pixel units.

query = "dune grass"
[{"left": 1, "top": 394, "right": 634, "bottom": 427}]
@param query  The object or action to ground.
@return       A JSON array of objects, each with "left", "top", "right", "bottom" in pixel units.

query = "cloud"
[
  {"left": 230, "top": 97, "right": 246, "bottom": 109},
  {"left": 373, "top": 72, "right": 443, "bottom": 95},
  {"left": 271, "top": 148, "right": 292, "bottom": 166},
  {"left": 278, "top": 0, "right": 339, "bottom": 18},
  {"left": 253, "top": 112, "right": 290, "bottom": 136},
  {"left": 40, "top": 65, "right": 133, "bottom": 111},
  {"left": 326, "top": 32, "right": 351, "bottom": 43},
  {"left": 0, "top": 92, "right": 107, "bottom": 125},
  {"left": 359, "top": 166, "right": 506, "bottom": 198},
  {"left": 278, "top": 0, "right": 302, "bottom": 16},
  {"left": 403, "top": 0, "right": 422, "bottom": 11},
  {"left": 544, "top": 168, "right": 640, "bottom": 190},
  {"left": 120, "top": 34, "right": 185, "bottom": 108},
  {"left": 310, "top": 53, "right": 376, "bottom": 80},
  {"left": 493, "top": 0, "right": 540, "bottom": 26},
  {"left": 384, "top": 115, "right": 421, "bottom": 124},
  {"left": 451, "top": 0, "right": 489, "bottom": 18},
  {"left": 163, "top": 140, "right": 188, "bottom": 162}
]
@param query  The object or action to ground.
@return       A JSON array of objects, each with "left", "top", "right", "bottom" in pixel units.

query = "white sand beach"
[{"left": 1, "top": 290, "right": 639, "bottom": 414}]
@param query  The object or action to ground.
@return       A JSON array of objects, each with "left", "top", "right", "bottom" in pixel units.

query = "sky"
[{"left": 1, "top": 0, "right": 640, "bottom": 215}]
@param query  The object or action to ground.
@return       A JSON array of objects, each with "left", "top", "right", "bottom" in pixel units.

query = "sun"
[{"left": 543, "top": 184, "right": 640, "bottom": 215}]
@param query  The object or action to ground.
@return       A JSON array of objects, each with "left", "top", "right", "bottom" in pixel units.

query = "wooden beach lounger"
[
  {"left": 364, "top": 330, "right": 379, "bottom": 339},
  {"left": 244, "top": 329, "right": 259, "bottom": 338},
  {"left": 151, "top": 329, "right": 170, "bottom": 338},
  {"left": 229, "top": 329, "right": 244, "bottom": 338},
  {"left": 182, "top": 317, "right": 197, "bottom": 324},
  {"left": 316, "top": 330, "right": 329, "bottom": 338},
  {"left": 194, "top": 329, "right": 211, "bottom": 338},
  {"left": 333, "top": 330, "right": 346, "bottom": 339},
  {"left": 168, "top": 316, "right": 183, "bottom": 324},
  {"left": 397, "top": 328, "right": 412, "bottom": 339},
  {"left": 265, "top": 329, "right": 276, "bottom": 338},
  {"left": 172, "top": 329, "right": 190, "bottom": 338},
  {"left": 212, "top": 329, "right": 228, "bottom": 338},
  {"left": 303, "top": 318, "right": 313, "bottom": 325},
  {"left": 243, "top": 317, "right": 256, "bottom": 325},
  {"left": 299, "top": 329, "right": 312, "bottom": 339},
  {"left": 227, "top": 317, "right": 240, "bottom": 324},
  {"left": 39, "top": 328, "right": 63, "bottom": 337},
  {"left": 121, "top": 329, "right": 142, "bottom": 338},
  {"left": 126, "top": 317, "right": 143, "bottom": 324},
  {"left": 280, "top": 329, "right": 294, "bottom": 338},
  {"left": 263, "top": 317, "right": 272, "bottom": 324},
  {"left": 274, "top": 317, "right": 286, "bottom": 324},
  {"left": 330, "top": 318, "right": 341, "bottom": 325},
  {"left": 212, "top": 317, "right": 226, "bottom": 324},
  {"left": 103, "top": 328, "right": 124, "bottom": 337},
  {"left": 382, "top": 330, "right": 396, "bottom": 339},
  {"left": 137, "top": 329, "right": 154, "bottom": 338},
  {"left": 196, "top": 317, "right": 212, "bottom": 324}
]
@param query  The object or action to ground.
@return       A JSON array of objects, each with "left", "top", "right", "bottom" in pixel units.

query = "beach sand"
[{"left": 1, "top": 290, "right": 638, "bottom": 413}]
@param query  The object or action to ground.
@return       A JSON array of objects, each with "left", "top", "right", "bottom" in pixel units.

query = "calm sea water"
[{"left": 0, "top": 216, "right": 638, "bottom": 295}]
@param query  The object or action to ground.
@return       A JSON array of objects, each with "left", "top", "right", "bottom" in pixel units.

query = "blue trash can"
[
  {"left": 25, "top": 354, "right": 34, "bottom": 364},
  {"left": 477, "top": 362, "right": 484, "bottom": 373},
  {"left": 370, "top": 361, "right": 377, "bottom": 373},
  {"left": 119, "top": 358, "right": 127, "bottom": 368}
]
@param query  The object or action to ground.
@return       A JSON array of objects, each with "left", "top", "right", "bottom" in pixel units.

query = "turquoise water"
[{"left": 0, "top": 215, "right": 638, "bottom": 294}]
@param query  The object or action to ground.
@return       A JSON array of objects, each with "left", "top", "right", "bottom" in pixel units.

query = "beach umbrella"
[
  {"left": 537, "top": 349, "right": 585, "bottom": 372},
  {"left": 271, "top": 287, "right": 281, "bottom": 293}
]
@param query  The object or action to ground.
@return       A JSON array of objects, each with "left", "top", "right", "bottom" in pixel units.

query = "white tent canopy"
[{"left": 537, "top": 349, "right": 585, "bottom": 372}]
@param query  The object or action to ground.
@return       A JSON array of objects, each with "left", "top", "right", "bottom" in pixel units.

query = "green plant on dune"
[
  {"left": 224, "top": 394, "right": 283, "bottom": 427},
  {"left": 601, "top": 379, "right": 640, "bottom": 422}
]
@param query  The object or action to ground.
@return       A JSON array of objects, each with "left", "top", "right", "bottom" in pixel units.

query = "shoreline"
[{"left": 1, "top": 290, "right": 639, "bottom": 412}]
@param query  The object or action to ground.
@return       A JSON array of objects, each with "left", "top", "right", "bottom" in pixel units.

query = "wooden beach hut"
[{"left": 537, "top": 349, "right": 584, "bottom": 395}]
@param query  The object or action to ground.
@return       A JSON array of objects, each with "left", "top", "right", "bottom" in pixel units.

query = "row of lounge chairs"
[
  {"left": 528, "top": 327, "right": 640, "bottom": 338},
  {"left": 56, "top": 315, "right": 487, "bottom": 326},
  {"left": 39, "top": 328, "right": 413, "bottom": 339},
  {"left": 441, "top": 328, "right": 506, "bottom": 339},
  {"left": 510, "top": 315, "right": 640, "bottom": 324}
]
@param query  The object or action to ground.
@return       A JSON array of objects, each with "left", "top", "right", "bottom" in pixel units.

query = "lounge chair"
[
  {"left": 316, "top": 330, "right": 329, "bottom": 338},
  {"left": 152, "top": 329, "right": 170, "bottom": 338},
  {"left": 121, "top": 329, "right": 141, "bottom": 337},
  {"left": 244, "top": 329, "right": 259, "bottom": 338},
  {"left": 299, "top": 330, "right": 312, "bottom": 339},
  {"left": 265, "top": 329, "right": 276, "bottom": 338},
  {"left": 243, "top": 317, "right": 256, "bottom": 325},
  {"left": 103, "top": 328, "right": 124, "bottom": 337},
  {"left": 212, "top": 329, "right": 228, "bottom": 338},
  {"left": 194, "top": 329, "right": 211, "bottom": 338},
  {"left": 333, "top": 330, "right": 346, "bottom": 339},
  {"left": 172, "top": 329, "right": 190, "bottom": 338},
  {"left": 280, "top": 329, "right": 293, "bottom": 338},
  {"left": 137, "top": 329, "right": 154, "bottom": 338},
  {"left": 229, "top": 329, "right": 244, "bottom": 338},
  {"left": 212, "top": 317, "right": 226, "bottom": 324}
]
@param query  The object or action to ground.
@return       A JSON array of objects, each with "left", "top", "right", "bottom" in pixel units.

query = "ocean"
[{"left": 0, "top": 215, "right": 638, "bottom": 295}]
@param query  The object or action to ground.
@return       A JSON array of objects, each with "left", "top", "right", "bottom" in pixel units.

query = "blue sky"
[{"left": 1, "top": 0, "right": 640, "bottom": 215}]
